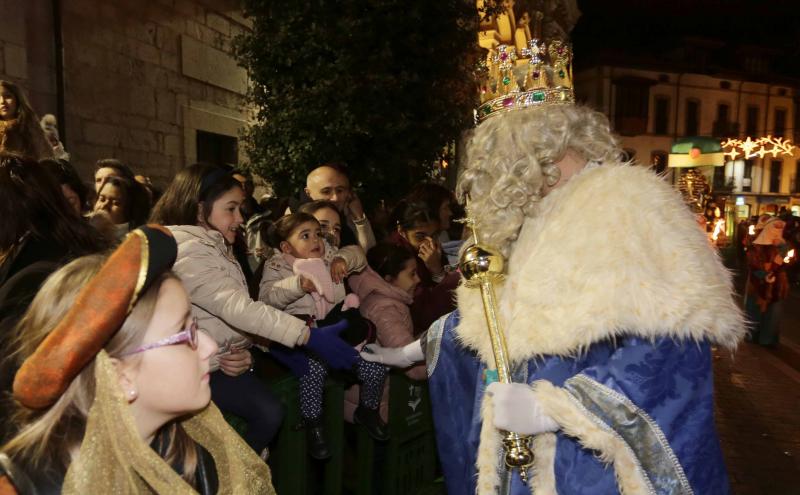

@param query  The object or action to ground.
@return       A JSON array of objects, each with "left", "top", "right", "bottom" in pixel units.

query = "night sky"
[{"left": 572, "top": 0, "right": 800, "bottom": 78}]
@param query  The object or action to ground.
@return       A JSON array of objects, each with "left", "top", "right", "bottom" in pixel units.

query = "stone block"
[
  {"left": 63, "top": 0, "right": 99, "bottom": 19},
  {"left": 145, "top": 67, "right": 169, "bottom": 88},
  {"left": 135, "top": 40, "right": 161, "bottom": 66},
  {"left": 125, "top": 21, "right": 158, "bottom": 46},
  {"left": 199, "top": 24, "right": 227, "bottom": 52},
  {"left": 180, "top": 34, "right": 247, "bottom": 94},
  {"left": 160, "top": 51, "right": 179, "bottom": 72},
  {"left": 173, "top": 0, "right": 199, "bottom": 18},
  {"left": 3, "top": 43, "right": 27, "bottom": 79},
  {"left": 155, "top": 26, "right": 179, "bottom": 53},
  {"left": 184, "top": 19, "right": 202, "bottom": 40},
  {"left": 148, "top": 120, "right": 179, "bottom": 134},
  {"left": 164, "top": 133, "right": 182, "bottom": 157},
  {"left": 0, "top": 2, "right": 26, "bottom": 45},
  {"left": 127, "top": 128, "right": 158, "bottom": 152},
  {"left": 128, "top": 85, "right": 156, "bottom": 118},
  {"left": 226, "top": 10, "right": 253, "bottom": 30},
  {"left": 206, "top": 12, "right": 230, "bottom": 36},
  {"left": 156, "top": 90, "right": 177, "bottom": 123},
  {"left": 167, "top": 71, "right": 188, "bottom": 92},
  {"left": 83, "top": 121, "right": 124, "bottom": 147}
]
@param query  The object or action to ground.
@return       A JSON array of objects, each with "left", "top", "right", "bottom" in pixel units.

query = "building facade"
[
  {"left": 576, "top": 65, "right": 800, "bottom": 219},
  {"left": 0, "top": 0, "right": 251, "bottom": 184}
]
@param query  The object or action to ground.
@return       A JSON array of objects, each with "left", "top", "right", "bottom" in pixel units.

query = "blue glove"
[
  {"left": 269, "top": 345, "right": 310, "bottom": 376},
  {"left": 304, "top": 320, "right": 359, "bottom": 370}
]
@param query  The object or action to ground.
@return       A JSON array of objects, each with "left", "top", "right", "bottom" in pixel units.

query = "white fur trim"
[
  {"left": 531, "top": 433, "right": 558, "bottom": 494},
  {"left": 477, "top": 392, "right": 504, "bottom": 495},
  {"left": 533, "top": 381, "right": 654, "bottom": 494},
  {"left": 455, "top": 163, "right": 745, "bottom": 363}
]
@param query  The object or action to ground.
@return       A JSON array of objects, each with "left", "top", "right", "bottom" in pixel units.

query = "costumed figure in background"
[
  {"left": 363, "top": 17, "right": 744, "bottom": 495},
  {"left": 40, "top": 114, "right": 70, "bottom": 161},
  {"left": 0, "top": 226, "right": 275, "bottom": 494},
  {"left": 745, "top": 218, "right": 792, "bottom": 346}
]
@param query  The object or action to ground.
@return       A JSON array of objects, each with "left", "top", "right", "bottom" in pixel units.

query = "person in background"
[
  {"left": 745, "top": 217, "right": 792, "bottom": 346},
  {"left": 40, "top": 159, "right": 89, "bottom": 215},
  {"left": 407, "top": 182, "right": 456, "bottom": 243},
  {"left": 0, "top": 227, "right": 275, "bottom": 494},
  {"left": 93, "top": 158, "right": 136, "bottom": 193},
  {"left": 298, "top": 200, "right": 343, "bottom": 248},
  {"left": 233, "top": 169, "right": 264, "bottom": 220},
  {"left": 93, "top": 175, "right": 151, "bottom": 241},
  {"left": 349, "top": 243, "right": 424, "bottom": 380},
  {"left": 0, "top": 80, "right": 52, "bottom": 160},
  {"left": 388, "top": 200, "right": 460, "bottom": 333},
  {"left": 149, "top": 163, "right": 359, "bottom": 457},
  {"left": 40, "top": 114, "right": 70, "bottom": 161},
  {"left": 304, "top": 163, "right": 376, "bottom": 252},
  {"left": 0, "top": 154, "right": 108, "bottom": 438}
]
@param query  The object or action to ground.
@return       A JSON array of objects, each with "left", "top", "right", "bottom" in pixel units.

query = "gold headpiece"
[{"left": 476, "top": 11, "right": 574, "bottom": 124}]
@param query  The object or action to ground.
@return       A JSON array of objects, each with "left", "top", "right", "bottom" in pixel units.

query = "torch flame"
[
  {"left": 785, "top": 249, "right": 795, "bottom": 264},
  {"left": 712, "top": 219, "right": 725, "bottom": 242}
]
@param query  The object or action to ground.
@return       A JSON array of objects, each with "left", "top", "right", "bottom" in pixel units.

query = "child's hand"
[
  {"left": 330, "top": 257, "right": 348, "bottom": 284},
  {"left": 418, "top": 237, "right": 444, "bottom": 276},
  {"left": 219, "top": 349, "right": 253, "bottom": 377},
  {"left": 347, "top": 192, "right": 365, "bottom": 221},
  {"left": 300, "top": 275, "right": 317, "bottom": 293}
]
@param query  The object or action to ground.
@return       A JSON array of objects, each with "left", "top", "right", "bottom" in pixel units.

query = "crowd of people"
[
  {"left": 0, "top": 66, "right": 794, "bottom": 494},
  {"left": 0, "top": 80, "right": 463, "bottom": 492}
]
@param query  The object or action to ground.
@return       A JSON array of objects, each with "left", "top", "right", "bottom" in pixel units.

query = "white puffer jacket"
[{"left": 168, "top": 225, "right": 307, "bottom": 371}]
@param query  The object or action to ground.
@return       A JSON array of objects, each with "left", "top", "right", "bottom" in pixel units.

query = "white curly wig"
[{"left": 456, "top": 105, "right": 621, "bottom": 257}]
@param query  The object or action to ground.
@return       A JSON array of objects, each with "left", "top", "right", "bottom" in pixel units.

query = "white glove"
[
  {"left": 486, "top": 382, "right": 559, "bottom": 435},
  {"left": 360, "top": 339, "right": 424, "bottom": 368}
]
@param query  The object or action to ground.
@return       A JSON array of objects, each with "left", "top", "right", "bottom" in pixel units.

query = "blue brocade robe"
[{"left": 427, "top": 311, "right": 730, "bottom": 495}]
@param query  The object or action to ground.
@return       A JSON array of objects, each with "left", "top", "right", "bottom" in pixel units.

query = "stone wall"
[{"left": 0, "top": 0, "right": 252, "bottom": 185}]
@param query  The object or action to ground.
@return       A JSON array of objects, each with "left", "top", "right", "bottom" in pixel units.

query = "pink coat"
[{"left": 348, "top": 267, "right": 426, "bottom": 381}]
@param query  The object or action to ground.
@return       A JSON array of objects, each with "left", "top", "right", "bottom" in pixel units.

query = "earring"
[{"left": 128, "top": 390, "right": 137, "bottom": 400}]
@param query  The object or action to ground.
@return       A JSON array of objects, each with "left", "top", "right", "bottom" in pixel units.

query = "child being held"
[{"left": 259, "top": 212, "right": 388, "bottom": 460}]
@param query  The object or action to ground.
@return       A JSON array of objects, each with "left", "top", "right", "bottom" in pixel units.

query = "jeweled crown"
[{"left": 476, "top": 10, "right": 574, "bottom": 124}]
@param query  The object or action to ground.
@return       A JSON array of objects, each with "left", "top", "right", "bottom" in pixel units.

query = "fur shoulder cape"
[{"left": 454, "top": 162, "right": 745, "bottom": 363}]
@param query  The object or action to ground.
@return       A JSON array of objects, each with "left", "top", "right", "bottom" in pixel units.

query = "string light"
[{"left": 721, "top": 136, "right": 796, "bottom": 161}]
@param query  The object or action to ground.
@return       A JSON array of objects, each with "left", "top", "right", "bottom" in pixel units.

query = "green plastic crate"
[
  {"left": 347, "top": 371, "right": 439, "bottom": 495},
  {"left": 265, "top": 369, "right": 345, "bottom": 495}
]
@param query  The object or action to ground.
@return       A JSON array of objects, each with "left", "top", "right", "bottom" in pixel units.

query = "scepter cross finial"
[{"left": 456, "top": 195, "right": 480, "bottom": 245}]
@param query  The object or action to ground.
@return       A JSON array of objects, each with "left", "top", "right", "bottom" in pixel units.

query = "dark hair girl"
[
  {"left": 93, "top": 175, "right": 151, "bottom": 235},
  {"left": 0, "top": 81, "right": 53, "bottom": 160}
]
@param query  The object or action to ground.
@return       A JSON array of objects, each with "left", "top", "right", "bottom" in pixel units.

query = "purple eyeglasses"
[{"left": 121, "top": 317, "right": 199, "bottom": 356}]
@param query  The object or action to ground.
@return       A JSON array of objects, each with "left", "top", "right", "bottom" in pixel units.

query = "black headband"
[{"left": 199, "top": 168, "right": 232, "bottom": 200}]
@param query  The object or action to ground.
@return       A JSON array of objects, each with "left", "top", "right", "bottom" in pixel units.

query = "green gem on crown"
[
  {"left": 502, "top": 76, "right": 511, "bottom": 85},
  {"left": 532, "top": 91, "right": 545, "bottom": 102}
]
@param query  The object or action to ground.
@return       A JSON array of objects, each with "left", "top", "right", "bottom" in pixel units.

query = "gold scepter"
[{"left": 459, "top": 200, "right": 534, "bottom": 483}]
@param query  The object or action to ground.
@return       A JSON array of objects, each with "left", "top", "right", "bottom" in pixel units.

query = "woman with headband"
[{"left": 0, "top": 226, "right": 275, "bottom": 494}]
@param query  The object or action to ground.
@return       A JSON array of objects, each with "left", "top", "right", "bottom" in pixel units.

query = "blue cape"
[{"left": 427, "top": 311, "right": 730, "bottom": 495}]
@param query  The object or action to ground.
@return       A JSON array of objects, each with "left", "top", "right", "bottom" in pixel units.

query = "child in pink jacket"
[{"left": 349, "top": 243, "right": 425, "bottom": 381}]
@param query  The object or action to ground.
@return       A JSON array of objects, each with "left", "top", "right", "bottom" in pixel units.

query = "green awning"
[{"left": 668, "top": 136, "right": 725, "bottom": 167}]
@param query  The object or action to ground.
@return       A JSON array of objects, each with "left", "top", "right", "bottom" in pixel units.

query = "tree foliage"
[{"left": 234, "top": 0, "right": 486, "bottom": 205}]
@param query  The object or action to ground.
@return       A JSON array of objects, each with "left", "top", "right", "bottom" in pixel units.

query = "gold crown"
[{"left": 476, "top": 11, "right": 574, "bottom": 124}]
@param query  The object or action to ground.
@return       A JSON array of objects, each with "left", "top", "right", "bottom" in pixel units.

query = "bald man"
[{"left": 305, "top": 164, "right": 376, "bottom": 251}]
